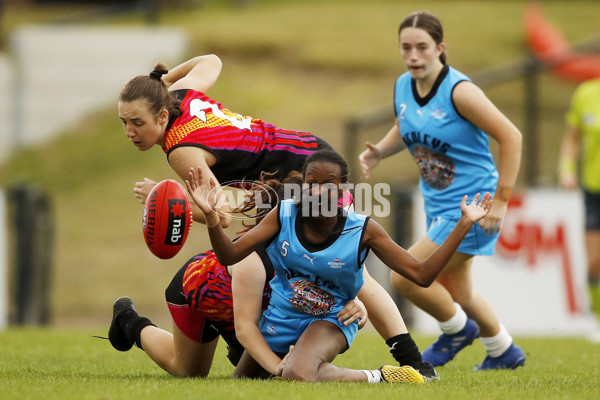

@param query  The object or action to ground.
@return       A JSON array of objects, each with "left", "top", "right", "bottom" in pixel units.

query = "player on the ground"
[{"left": 188, "top": 148, "right": 492, "bottom": 382}]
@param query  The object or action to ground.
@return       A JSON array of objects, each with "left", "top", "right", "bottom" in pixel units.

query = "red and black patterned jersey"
[
  {"left": 163, "top": 89, "right": 322, "bottom": 183},
  {"left": 176, "top": 247, "right": 274, "bottom": 322}
]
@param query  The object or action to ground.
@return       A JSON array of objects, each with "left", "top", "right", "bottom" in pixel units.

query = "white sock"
[
  {"left": 438, "top": 303, "right": 467, "bottom": 335},
  {"left": 361, "top": 369, "right": 382, "bottom": 383},
  {"left": 480, "top": 325, "right": 512, "bottom": 357}
]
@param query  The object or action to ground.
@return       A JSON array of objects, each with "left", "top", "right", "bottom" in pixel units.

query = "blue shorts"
[
  {"left": 426, "top": 213, "right": 498, "bottom": 256},
  {"left": 584, "top": 189, "right": 600, "bottom": 231},
  {"left": 259, "top": 303, "right": 358, "bottom": 354}
]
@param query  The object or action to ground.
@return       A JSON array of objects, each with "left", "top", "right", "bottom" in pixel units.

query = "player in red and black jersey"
[{"left": 165, "top": 88, "right": 329, "bottom": 185}]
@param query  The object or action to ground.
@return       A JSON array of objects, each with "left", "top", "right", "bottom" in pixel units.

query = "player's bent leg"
[
  {"left": 358, "top": 267, "right": 407, "bottom": 336},
  {"left": 392, "top": 245, "right": 481, "bottom": 367},
  {"left": 439, "top": 258, "right": 525, "bottom": 369},
  {"left": 281, "top": 320, "right": 360, "bottom": 382},
  {"left": 438, "top": 257, "right": 500, "bottom": 337},
  {"left": 167, "top": 323, "right": 219, "bottom": 377},
  {"left": 140, "top": 322, "right": 218, "bottom": 377},
  {"left": 391, "top": 236, "right": 458, "bottom": 321}
]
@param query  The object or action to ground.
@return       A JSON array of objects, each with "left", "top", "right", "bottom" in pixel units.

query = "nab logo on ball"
[
  {"left": 165, "top": 199, "right": 186, "bottom": 246},
  {"left": 143, "top": 180, "right": 193, "bottom": 259}
]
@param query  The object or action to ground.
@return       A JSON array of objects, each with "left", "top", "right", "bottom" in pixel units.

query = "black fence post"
[{"left": 9, "top": 184, "right": 54, "bottom": 326}]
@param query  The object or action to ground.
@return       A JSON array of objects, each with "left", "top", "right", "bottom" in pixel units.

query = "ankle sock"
[
  {"left": 119, "top": 311, "right": 155, "bottom": 350},
  {"left": 386, "top": 333, "right": 422, "bottom": 367},
  {"left": 438, "top": 303, "right": 467, "bottom": 335},
  {"left": 361, "top": 369, "right": 382, "bottom": 383},
  {"left": 480, "top": 325, "right": 512, "bottom": 357}
]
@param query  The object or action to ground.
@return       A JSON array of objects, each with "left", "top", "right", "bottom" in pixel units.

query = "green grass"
[
  {"left": 1, "top": 2, "right": 599, "bottom": 398},
  {"left": 1, "top": 329, "right": 599, "bottom": 400},
  {"left": 1, "top": 0, "right": 599, "bottom": 325}
]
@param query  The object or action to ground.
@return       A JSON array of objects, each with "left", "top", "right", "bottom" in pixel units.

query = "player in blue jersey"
[
  {"left": 187, "top": 148, "right": 492, "bottom": 382},
  {"left": 359, "top": 11, "right": 525, "bottom": 370}
]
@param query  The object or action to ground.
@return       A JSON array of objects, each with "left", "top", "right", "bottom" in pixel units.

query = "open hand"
[
  {"left": 358, "top": 141, "right": 382, "bottom": 180},
  {"left": 460, "top": 192, "right": 492, "bottom": 224},
  {"left": 185, "top": 166, "right": 222, "bottom": 215}
]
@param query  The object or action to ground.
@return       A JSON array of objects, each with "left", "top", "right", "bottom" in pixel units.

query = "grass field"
[
  {"left": 1, "top": 1, "right": 600, "bottom": 398},
  {"left": 1, "top": 0, "right": 599, "bottom": 326},
  {"left": 1, "top": 329, "right": 598, "bottom": 400}
]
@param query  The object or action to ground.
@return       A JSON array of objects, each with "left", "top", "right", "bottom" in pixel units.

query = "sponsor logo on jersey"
[
  {"left": 328, "top": 257, "right": 345, "bottom": 269},
  {"left": 431, "top": 108, "right": 446, "bottom": 119}
]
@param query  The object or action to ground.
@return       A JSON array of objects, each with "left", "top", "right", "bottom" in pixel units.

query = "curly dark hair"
[{"left": 233, "top": 170, "right": 303, "bottom": 234}]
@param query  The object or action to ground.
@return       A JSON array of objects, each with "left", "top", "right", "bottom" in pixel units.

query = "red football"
[{"left": 142, "top": 179, "right": 193, "bottom": 259}]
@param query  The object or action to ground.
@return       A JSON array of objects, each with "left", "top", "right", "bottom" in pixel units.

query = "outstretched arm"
[
  {"left": 166, "top": 54, "right": 223, "bottom": 94},
  {"left": 186, "top": 166, "right": 279, "bottom": 265},
  {"left": 364, "top": 193, "right": 492, "bottom": 287}
]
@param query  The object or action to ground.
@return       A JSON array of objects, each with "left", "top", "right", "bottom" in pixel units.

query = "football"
[{"left": 142, "top": 179, "right": 193, "bottom": 259}]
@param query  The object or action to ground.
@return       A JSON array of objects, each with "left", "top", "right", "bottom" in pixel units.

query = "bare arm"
[
  {"left": 165, "top": 55, "right": 223, "bottom": 94},
  {"left": 168, "top": 146, "right": 232, "bottom": 227},
  {"left": 358, "top": 119, "right": 406, "bottom": 179},
  {"left": 364, "top": 193, "right": 492, "bottom": 287},
  {"left": 232, "top": 253, "right": 285, "bottom": 376},
  {"left": 558, "top": 124, "right": 581, "bottom": 190},
  {"left": 453, "top": 81, "right": 522, "bottom": 234},
  {"left": 186, "top": 166, "right": 280, "bottom": 265}
]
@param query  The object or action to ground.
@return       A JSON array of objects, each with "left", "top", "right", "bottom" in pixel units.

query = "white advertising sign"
[{"left": 409, "top": 188, "right": 597, "bottom": 336}]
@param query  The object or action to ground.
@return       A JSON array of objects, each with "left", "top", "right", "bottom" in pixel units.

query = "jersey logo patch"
[
  {"left": 328, "top": 258, "right": 345, "bottom": 269},
  {"left": 303, "top": 254, "right": 316, "bottom": 264}
]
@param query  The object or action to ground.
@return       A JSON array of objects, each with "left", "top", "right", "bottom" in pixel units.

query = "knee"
[{"left": 281, "top": 361, "right": 316, "bottom": 382}]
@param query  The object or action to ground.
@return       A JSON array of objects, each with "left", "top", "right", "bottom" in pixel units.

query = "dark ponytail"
[{"left": 119, "top": 62, "right": 181, "bottom": 119}]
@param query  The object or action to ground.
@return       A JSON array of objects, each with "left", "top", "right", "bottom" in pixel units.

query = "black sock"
[
  {"left": 118, "top": 311, "right": 155, "bottom": 350},
  {"left": 386, "top": 333, "right": 423, "bottom": 367}
]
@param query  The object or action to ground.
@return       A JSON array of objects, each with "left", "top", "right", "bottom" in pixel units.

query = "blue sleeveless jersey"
[
  {"left": 394, "top": 65, "right": 498, "bottom": 219},
  {"left": 266, "top": 200, "right": 369, "bottom": 317}
]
